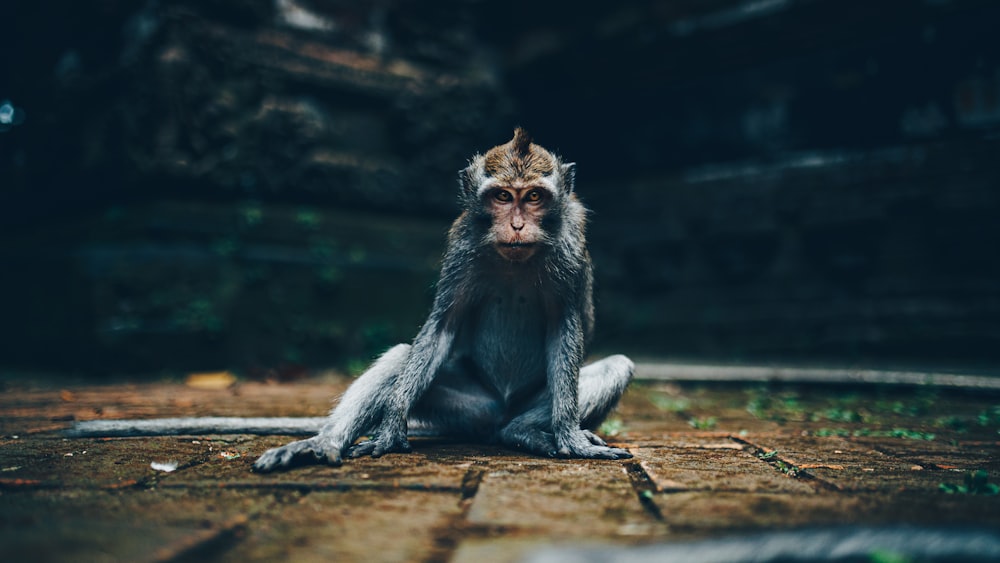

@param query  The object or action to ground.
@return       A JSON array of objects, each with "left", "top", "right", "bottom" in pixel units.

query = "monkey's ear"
[
  {"left": 561, "top": 162, "right": 576, "bottom": 193},
  {"left": 458, "top": 166, "right": 475, "bottom": 195}
]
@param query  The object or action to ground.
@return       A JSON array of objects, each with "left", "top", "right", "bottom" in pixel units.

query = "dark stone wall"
[
  {"left": 1, "top": 0, "right": 998, "bottom": 373},
  {"left": 589, "top": 140, "right": 1000, "bottom": 363}
]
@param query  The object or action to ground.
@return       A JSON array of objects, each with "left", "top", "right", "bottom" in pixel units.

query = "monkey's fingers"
[
  {"left": 348, "top": 437, "right": 413, "bottom": 459},
  {"left": 605, "top": 446, "right": 633, "bottom": 459},
  {"left": 552, "top": 443, "right": 633, "bottom": 460},
  {"left": 312, "top": 449, "right": 344, "bottom": 467},
  {"left": 581, "top": 429, "right": 608, "bottom": 447},
  {"left": 253, "top": 445, "right": 298, "bottom": 472},
  {"left": 347, "top": 440, "right": 377, "bottom": 458},
  {"left": 583, "top": 446, "right": 631, "bottom": 460},
  {"left": 253, "top": 438, "right": 342, "bottom": 472}
]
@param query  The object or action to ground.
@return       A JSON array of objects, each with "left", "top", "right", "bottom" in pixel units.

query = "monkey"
[
  {"left": 65, "top": 129, "right": 635, "bottom": 470},
  {"left": 251, "top": 128, "right": 634, "bottom": 471}
]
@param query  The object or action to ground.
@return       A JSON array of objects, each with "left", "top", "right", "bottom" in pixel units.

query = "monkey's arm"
[
  {"left": 347, "top": 316, "right": 456, "bottom": 458},
  {"left": 546, "top": 304, "right": 587, "bottom": 453},
  {"left": 348, "top": 240, "right": 468, "bottom": 457},
  {"left": 545, "top": 293, "right": 630, "bottom": 460},
  {"left": 348, "top": 244, "right": 470, "bottom": 457}
]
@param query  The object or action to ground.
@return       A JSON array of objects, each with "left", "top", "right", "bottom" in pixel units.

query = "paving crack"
[
  {"left": 730, "top": 435, "right": 841, "bottom": 492},
  {"left": 151, "top": 486, "right": 305, "bottom": 562},
  {"left": 459, "top": 463, "right": 486, "bottom": 501},
  {"left": 424, "top": 462, "right": 489, "bottom": 563},
  {"left": 157, "top": 480, "right": 464, "bottom": 494},
  {"left": 624, "top": 459, "right": 665, "bottom": 521},
  {"left": 149, "top": 513, "right": 250, "bottom": 563}
]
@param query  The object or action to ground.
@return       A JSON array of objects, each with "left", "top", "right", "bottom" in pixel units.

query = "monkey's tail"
[{"left": 64, "top": 417, "right": 329, "bottom": 438}]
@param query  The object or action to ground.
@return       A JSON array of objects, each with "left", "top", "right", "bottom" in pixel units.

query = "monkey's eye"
[
  {"left": 493, "top": 190, "right": 514, "bottom": 203},
  {"left": 525, "top": 190, "right": 543, "bottom": 203}
]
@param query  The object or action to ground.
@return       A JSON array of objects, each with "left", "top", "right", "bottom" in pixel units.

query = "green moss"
[
  {"left": 868, "top": 550, "right": 912, "bottom": 563},
  {"left": 978, "top": 406, "right": 1000, "bottom": 428},
  {"left": 817, "top": 407, "right": 864, "bottom": 423},
  {"left": 745, "top": 388, "right": 806, "bottom": 423},
  {"left": 649, "top": 394, "right": 690, "bottom": 413},
  {"left": 813, "top": 427, "right": 936, "bottom": 441},
  {"left": 688, "top": 416, "right": 717, "bottom": 430},
  {"left": 598, "top": 418, "right": 625, "bottom": 437},
  {"left": 295, "top": 210, "right": 321, "bottom": 228},
  {"left": 939, "top": 470, "right": 1000, "bottom": 495},
  {"left": 239, "top": 203, "right": 263, "bottom": 227}
]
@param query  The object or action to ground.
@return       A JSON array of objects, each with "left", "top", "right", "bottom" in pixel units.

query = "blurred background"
[{"left": 1, "top": 0, "right": 998, "bottom": 377}]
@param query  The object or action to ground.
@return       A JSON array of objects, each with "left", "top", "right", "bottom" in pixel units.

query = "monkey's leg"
[
  {"left": 253, "top": 344, "right": 411, "bottom": 472},
  {"left": 496, "top": 402, "right": 559, "bottom": 455},
  {"left": 579, "top": 354, "right": 635, "bottom": 431},
  {"left": 348, "top": 367, "right": 505, "bottom": 457},
  {"left": 498, "top": 355, "right": 634, "bottom": 459},
  {"left": 348, "top": 318, "right": 456, "bottom": 460},
  {"left": 411, "top": 379, "right": 506, "bottom": 438}
]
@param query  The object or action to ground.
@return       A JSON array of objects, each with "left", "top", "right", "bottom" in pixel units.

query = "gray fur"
[
  {"left": 67, "top": 417, "right": 328, "bottom": 438},
  {"left": 254, "top": 135, "right": 634, "bottom": 472}
]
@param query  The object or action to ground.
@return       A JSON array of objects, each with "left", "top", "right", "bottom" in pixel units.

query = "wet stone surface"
[
  {"left": 1, "top": 373, "right": 999, "bottom": 562},
  {"left": 637, "top": 444, "right": 816, "bottom": 494}
]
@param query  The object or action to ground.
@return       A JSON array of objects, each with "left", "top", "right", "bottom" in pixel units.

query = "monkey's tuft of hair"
[
  {"left": 511, "top": 127, "right": 533, "bottom": 155},
  {"left": 484, "top": 128, "right": 556, "bottom": 184}
]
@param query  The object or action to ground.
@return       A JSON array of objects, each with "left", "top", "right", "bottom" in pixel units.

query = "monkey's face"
[{"left": 485, "top": 186, "right": 551, "bottom": 262}]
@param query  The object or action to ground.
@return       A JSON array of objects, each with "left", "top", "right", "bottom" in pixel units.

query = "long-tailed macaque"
[
  {"left": 253, "top": 128, "right": 634, "bottom": 471},
  {"left": 65, "top": 130, "right": 634, "bottom": 468}
]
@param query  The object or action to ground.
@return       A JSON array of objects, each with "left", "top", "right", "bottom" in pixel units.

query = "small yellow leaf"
[{"left": 185, "top": 371, "right": 237, "bottom": 390}]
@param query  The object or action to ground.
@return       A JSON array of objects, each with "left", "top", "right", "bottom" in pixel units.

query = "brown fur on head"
[
  {"left": 458, "top": 129, "right": 579, "bottom": 263},
  {"left": 482, "top": 128, "right": 556, "bottom": 185}
]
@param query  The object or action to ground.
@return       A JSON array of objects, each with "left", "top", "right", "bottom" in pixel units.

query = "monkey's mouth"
[{"left": 496, "top": 242, "right": 538, "bottom": 261}]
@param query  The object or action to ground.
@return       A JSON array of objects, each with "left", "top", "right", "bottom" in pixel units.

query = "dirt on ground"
[{"left": 1, "top": 370, "right": 998, "bottom": 562}]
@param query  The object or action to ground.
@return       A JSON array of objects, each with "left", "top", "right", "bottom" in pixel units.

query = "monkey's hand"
[
  {"left": 553, "top": 429, "right": 632, "bottom": 460},
  {"left": 347, "top": 416, "right": 412, "bottom": 459},
  {"left": 253, "top": 436, "right": 343, "bottom": 472}
]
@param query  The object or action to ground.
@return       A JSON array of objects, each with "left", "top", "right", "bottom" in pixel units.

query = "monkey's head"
[{"left": 459, "top": 128, "right": 578, "bottom": 263}]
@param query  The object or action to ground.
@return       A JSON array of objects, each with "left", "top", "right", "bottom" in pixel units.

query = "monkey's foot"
[
  {"left": 253, "top": 437, "right": 343, "bottom": 472},
  {"left": 553, "top": 429, "right": 632, "bottom": 460},
  {"left": 347, "top": 435, "right": 412, "bottom": 459},
  {"left": 498, "top": 426, "right": 630, "bottom": 459}
]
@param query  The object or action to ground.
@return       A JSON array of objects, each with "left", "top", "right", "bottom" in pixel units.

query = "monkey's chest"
[{"left": 469, "top": 291, "right": 548, "bottom": 402}]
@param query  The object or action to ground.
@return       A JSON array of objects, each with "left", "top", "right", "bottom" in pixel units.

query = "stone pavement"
[{"left": 1, "top": 369, "right": 999, "bottom": 562}]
